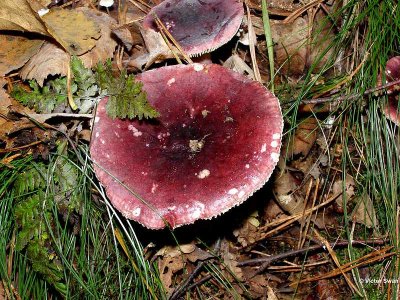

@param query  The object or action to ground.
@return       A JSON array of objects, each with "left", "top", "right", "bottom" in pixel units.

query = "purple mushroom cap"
[
  {"left": 90, "top": 64, "right": 283, "bottom": 229},
  {"left": 143, "top": 0, "right": 244, "bottom": 56},
  {"left": 383, "top": 56, "right": 400, "bottom": 125}
]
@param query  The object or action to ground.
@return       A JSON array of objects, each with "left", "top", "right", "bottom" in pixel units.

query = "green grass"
[
  {"left": 0, "top": 147, "right": 166, "bottom": 299},
  {"left": 280, "top": 0, "right": 400, "bottom": 298},
  {"left": 1, "top": 1, "right": 400, "bottom": 298}
]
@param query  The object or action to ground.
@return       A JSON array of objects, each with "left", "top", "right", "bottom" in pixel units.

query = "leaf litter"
[{"left": 0, "top": 0, "right": 393, "bottom": 298}]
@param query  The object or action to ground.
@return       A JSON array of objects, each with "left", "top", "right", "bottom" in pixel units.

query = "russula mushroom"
[
  {"left": 382, "top": 56, "right": 400, "bottom": 125},
  {"left": 143, "top": 0, "right": 244, "bottom": 57},
  {"left": 90, "top": 64, "right": 283, "bottom": 229}
]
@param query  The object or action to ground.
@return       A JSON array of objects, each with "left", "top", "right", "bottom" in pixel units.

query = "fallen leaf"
[
  {"left": 267, "top": 286, "right": 279, "bottom": 300},
  {"left": 112, "top": 26, "right": 134, "bottom": 51},
  {"left": 273, "top": 171, "right": 305, "bottom": 215},
  {"left": 20, "top": 8, "right": 117, "bottom": 85},
  {"left": 269, "top": 17, "right": 308, "bottom": 76},
  {"left": 0, "top": 0, "right": 48, "bottom": 35},
  {"left": 186, "top": 247, "right": 213, "bottom": 263},
  {"left": 223, "top": 54, "right": 255, "bottom": 80},
  {"left": 332, "top": 175, "right": 355, "bottom": 208},
  {"left": 129, "top": 28, "right": 173, "bottom": 69},
  {"left": 0, "top": 34, "right": 44, "bottom": 76},
  {"left": 233, "top": 211, "right": 260, "bottom": 247},
  {"left": 351, "top": 193, "right": 379, "bottom": 229},
  {"left": 288, "top": 117, "right": 319, "bottom": 157},
  {"left": 158, "top": 255, "right": 184, "bottom": 294},
  {"left": 76, "top": 8, "right": 117, "bottom": 67},
  {"left": 20, "top": 42, "right": 69, "bottom": 86},
  {"left": 221, "top": 239, "right": 243, "bottom": 281},
  {"left": 41, "top": 8, "right": 101, "bottom": 55}
]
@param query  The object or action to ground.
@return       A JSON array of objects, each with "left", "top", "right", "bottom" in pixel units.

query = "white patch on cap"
[
  {"left": 238, "top": 190, "right": 246, "bottom": 198},
  {"left": 95, "top": 116, "right": 100, "bottom": 123},
  {"left": 106, "top": 154, "right": 110, "bottom": 158},
  {"left": 271, "top": 152, "right": 280, "bottom": 162},
  {"left": 151, "top": 183, "right": 158, "bottom": 193},
  {"left": 189, "top": 202, "right": 205, "bottom": 219},
  {"left": 261, "top": 143, "right": 267, "bottom": 153},
  {"left": 228, "top": 188, "right": 238, "bottom": 195},
  {"left": 272, "top": 133, "right": 281, "bottom": 140},
  {"left": 128, "top": 125, "right": 142, "bottom": 137},
  {"left": 245, "top": 164, "right": 250, "bottom": 169},
  {"left": 197, "top": 169, "right": 210, "bottom": 179},
  {"left": 101, "top": 139, "right": 105, "bottom": 144},
  {"left": 193, "top": 64, "right": 204, "bottom": 71},
  {"left": 167, "top": 78, "right": 176, "bottom": 86},
  {"left": 114, "top": 131, "right": 120, "bottom": 138},
  {"left": 168, "top": 206, "right": 176, "bottom": 211},
  {"left": 271, "top": 140, "right": 278, "bottom": 148},
  {"left": 132, "top": 207, "right": 141, "bottom": 217},
  {"left": 141, "top": 172, "right": 148, "bottom": 176},
  {"left": 95, "top": 132, "right": 99, "bottom": 138}
]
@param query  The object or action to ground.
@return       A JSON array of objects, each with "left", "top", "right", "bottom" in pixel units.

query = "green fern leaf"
[{"left": 95, "top": 60, "right": 160, "bottom": 120}]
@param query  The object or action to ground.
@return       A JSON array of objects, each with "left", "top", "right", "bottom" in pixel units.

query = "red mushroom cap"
[
  {"left": 383, "top": 56, "right": 400, "bottom": 125},
  {"left": 143, "top": 0, "right": 244, "bottom": 56},
  {"left": 90, "top": 64, "right": 283, "bottom": 229}
]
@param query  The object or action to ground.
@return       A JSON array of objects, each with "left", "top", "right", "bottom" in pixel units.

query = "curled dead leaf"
[
  {"left": 20, "top": 8, "right": 117, "bottom": 86},
  {"left": 41, "top": 8, "right": 101, "bottom": 55},
  {"left": 20, "top": 42, "right": 69, "bottom": 86},
  {"left": 0, "top": 0, "right": 48, "bottom": 35},
  {"left": 0, "top": 35, "right": 44, "bottom": 76},
  {"left": 288, "top": 117, "right": 318, "bottom": 157}
]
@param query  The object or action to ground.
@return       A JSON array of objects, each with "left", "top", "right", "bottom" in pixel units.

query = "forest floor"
[{"left": 0, "top": 0, "right": 399, "bottom": 299}]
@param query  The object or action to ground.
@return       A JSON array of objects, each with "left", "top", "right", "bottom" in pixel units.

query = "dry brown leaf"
[
  {"left": 21, "top": 8, "right": 117, "bottom": 85},
  {"left": 0, "top": 34, "right": 44, "bottom": 76},
  {"left": 332, "top": 175, "right": 355, "bottom": 209},
  {"left": 0, "top": 79, "right": 38, "bottom": 148},
  {"left": 223, "top": 54, "right": 255, "bottom": 80},
  {"left": 270, "top": 17, "right": 308, "bottom": 76},
  {"left": 41, "top": 8, "right": 101, "bottom": 55},
  {"left": 233, "top": 211, "right": 260, "bottom": 247},
  {"left": 0, "top": 78, "right": 12, "bottom": 121},
  {"left": 129, "top": 28, "right": 173, "bottom": 69},
  {"left": 77, "top": 8, "right": 117, "bottom": 67},
  {"left": 0, "top": 0, "right": 48, "bottom": 35},
  {"left": 288, "top": 117, "right": 318, "bottom": 157},
  {"left": 186, "top": 247, "right": 213, "bottom": 263},
  {"left": 273, "top": 171, "right": 305, "bottom": 215},
  {"left": 20, "top": 42, "right": 69, "bottom": 86},
  {"left": 221, "top": 239, "right": 243, "bottom": 281},
  {"left": 112, "top": 26, "right": 134, "bottom": 51},
  {"left": 351, "top": 194, "right": 379, "bottom": 229},
  {"left": 267, "top": 286, "right": 279, "bottom": 300},
  {"left": 158, "top": 256, "right": 184, "bottom": 294},
  {"left": 37, "top": 0, "right": 51, "bottom": 6}
]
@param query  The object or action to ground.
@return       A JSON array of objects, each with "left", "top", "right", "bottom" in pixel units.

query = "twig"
[
  {"left": 312, "top": 229, "right": 361, "bottom": 295},
  {"left": 294, "top": 246, "right": 394, "bottom": 285},
  {"left": 153, "top": 14, "right": 193, "bottom": 64},
  {"left": 300, "top": 78, "right": 400, "bottom": 105},
  {"left": 169, "top": 240, "right": 221, "bottom": 300},
  {"left": 246, "top": 5, "right": 262, "bottom": 83},
  {"left": 238, "top": 238, "right": 388, "bottom": 277}
]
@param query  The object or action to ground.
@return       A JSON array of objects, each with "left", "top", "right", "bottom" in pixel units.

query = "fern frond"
[{"left": 95, "top": 60, "right": 160, "bottom": 120}]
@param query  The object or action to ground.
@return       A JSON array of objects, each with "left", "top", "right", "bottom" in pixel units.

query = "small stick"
[
  {"left": 300, "top": 78, "right": 400, "bottom": 105},
  {"left": 238, "top": 238, "right": 387, "bottom": 269}
]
